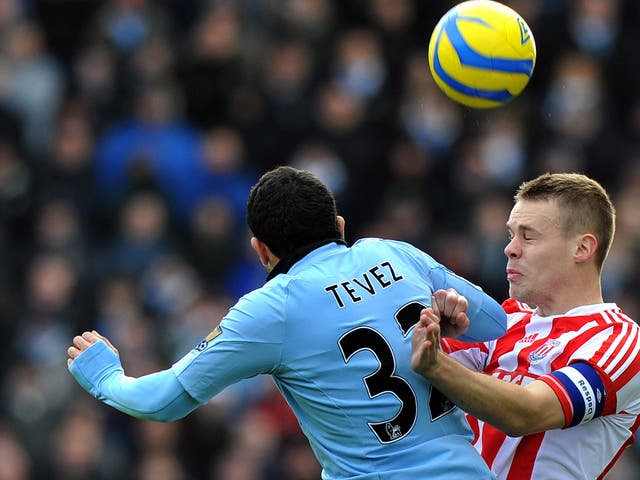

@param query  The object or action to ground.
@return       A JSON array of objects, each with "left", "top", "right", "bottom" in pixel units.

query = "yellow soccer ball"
[{"left": 428, "top": 0, "right": 536, "bottom": 108}]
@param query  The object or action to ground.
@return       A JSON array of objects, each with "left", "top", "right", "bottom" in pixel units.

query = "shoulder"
[
  {"left": 353, "top": 237, "right": 415, "bottom": 250},
  {"left": 231, "top": 278, "right": 290, "bottom": 320},
  {"left": 353, "top": 237, "right": 435, "bottom": 261}
]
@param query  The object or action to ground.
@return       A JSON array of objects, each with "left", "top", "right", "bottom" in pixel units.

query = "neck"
[
  {"left": 266, "top": 238, "right": 346, "bottom": 281},
  {"left": 534, "top": 282, "right": 604, "bottom": 317}
]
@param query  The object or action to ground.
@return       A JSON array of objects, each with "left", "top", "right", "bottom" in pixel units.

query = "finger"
[
  {"left": 420, "top": 308, "right": 440, "bottom": 326},
  {"left": 72, "top": 335, "right": 90, "bottom": 350},
  {"left": 411, "top": 343, "right": 430, "bottom": 371},
  {"left": 432, "top": 291, "right": 446, "bottom": 317},
  {"left": 448, "top": 295, "right": 469, "bottom": 323},
  {"left": 430, "top": 294, "right": 441, "bottom": 318},
  {"left": 426, "top": 319, "right": 440, "bottom": 340},
  {"left": 425, "top": 324, "right": 437, "bottom": 343},
  {"left": 67, "top": 346, "right": 79, "bottom": 359},
  {"left": 441, "top": 289, "right": 459, "bottom": 319},
  {"left": 454, "top": 312, "right": 470, "bottom": 334},
  {"left": 92, "top": 330, "right": 119, "bottom": 354},
  {"left": 412, "top": 324, "right": 426, "bottom": 348},
  {"left": 82, "top": 331, "right": 99, "bottom": 344}
]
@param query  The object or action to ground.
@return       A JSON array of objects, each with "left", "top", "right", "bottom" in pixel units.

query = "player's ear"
[
  {"left": 574, "top": 233, "right": 598, "bottom": 264},
  {"left": 337, "top": 215, "right": 346, "bottom": 239},
  {"left": 251, "top": 237, "right": 271, "bottom": 268}
]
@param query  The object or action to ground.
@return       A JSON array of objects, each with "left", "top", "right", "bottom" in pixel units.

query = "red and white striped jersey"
[{"left": 443, "top": 299, "right": 640, "bottom": 480}]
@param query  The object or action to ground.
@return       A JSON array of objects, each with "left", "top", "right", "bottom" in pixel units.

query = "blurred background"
[{"left": 0, "top": 0, "right": 638, "bottom": 479}]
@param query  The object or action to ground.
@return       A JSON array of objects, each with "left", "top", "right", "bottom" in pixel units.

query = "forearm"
[
  {"left": 69, "top": 340, "right": 200, "bottom": 421},
  {"left": 99, "top": 370, "right": 200, "bottom": 421},
  {"left": 426, "top": 352, "right": 564, "bottom": 436}
]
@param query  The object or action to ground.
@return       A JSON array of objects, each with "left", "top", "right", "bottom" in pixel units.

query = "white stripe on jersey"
[
  {"left": 608, "top": 323, "right": 640, "bottom": 381},
  {"left": 599, "top": 313, "right": 640, "bottom": 380},
  {"left": 597, "top": 318, "right": 627, "bottom": 371},
  {"left": 570, "top": 326, "right": 613, "bottom": 363}
]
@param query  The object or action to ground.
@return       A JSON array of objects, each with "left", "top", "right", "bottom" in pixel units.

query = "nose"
[{"left": 504, "top": 238, "right": 520, "bottom": 259}]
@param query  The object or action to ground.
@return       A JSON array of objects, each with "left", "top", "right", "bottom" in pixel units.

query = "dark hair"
[
  {"left": 515, "top": 172, "right": 616, "bottom": 271},
  {"left": 247, "top": 166, "right": 341, "bottom": 257}
]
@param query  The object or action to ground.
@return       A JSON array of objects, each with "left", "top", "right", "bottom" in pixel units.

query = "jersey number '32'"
[{"left": 338, "top": 302, "right": 455, "bottom": 443}]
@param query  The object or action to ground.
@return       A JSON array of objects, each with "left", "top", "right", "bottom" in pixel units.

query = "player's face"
[{"left": 504, "top": 199, "right": 577, "bottom": 314}]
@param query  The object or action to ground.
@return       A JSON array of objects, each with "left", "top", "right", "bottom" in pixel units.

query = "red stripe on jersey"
[
  {"left": 502, "top": 298, "right": 533, "bottom": 314},
  {"left": 440, "top": 338, "right": 488, "bottom": 355},
  {"left": 488, "top": 313, "right": 533, "bottom": 370},
  {"left": 603, "top": 316, "right": 640, "bottom": 384},
  {"left": 594, "top": 312, "right": 633, "bottom": 374},
  {"left": 501, "top": 298, "right": 520, "bottom": 314},
  {"left": 467, "top": 414, "right": 480, "bottom": 443},
  {"left": 548, "top": 315, "right": 608, "bottom": 366},
  {"left": 479, "top": 423, "right": 507, "bottom": 469},
  {"left": 505, "top": 432, "right": 545, "bottom": 480},
  {"left": 515, "top": 330, "right": 556, "bottom": 375}
]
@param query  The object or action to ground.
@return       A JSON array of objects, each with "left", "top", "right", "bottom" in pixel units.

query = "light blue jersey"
[{"left": 171, "top": 239, "right": 505, "bottom": 479}]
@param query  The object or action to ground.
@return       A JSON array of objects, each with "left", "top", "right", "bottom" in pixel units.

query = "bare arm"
[{"left": 411, "top": 308, "right": 566, "bottom": 436}]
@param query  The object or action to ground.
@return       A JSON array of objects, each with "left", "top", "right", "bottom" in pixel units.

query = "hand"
[
  {"left": 430, "top": 289, "right": 469, "bottom": 338},
  {"left": 411, "top": 307, "right": 441, "bottom": 376},
  {"left": 67, "top": 330, "right": 119, "bottom": 367}
]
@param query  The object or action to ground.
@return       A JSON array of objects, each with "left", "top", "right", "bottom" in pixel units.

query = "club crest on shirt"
[
  {"left": 528, "top": 339, "right": 560, "bottom": 363},
  {"left": 195, "top": 326, "right": 223, "bottom": 351}
]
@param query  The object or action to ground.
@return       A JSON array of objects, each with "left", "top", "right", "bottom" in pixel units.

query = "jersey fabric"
[
  {"left": 442, "top": 299, "right": 640, "bottom": 480},
  {"left": 172, "top": 238, "right": 506, "bottom": 479}
]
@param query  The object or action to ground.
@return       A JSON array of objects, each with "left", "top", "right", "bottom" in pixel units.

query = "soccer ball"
[{"left": 428, "top": 0, "right": 536, "bottom": 109}]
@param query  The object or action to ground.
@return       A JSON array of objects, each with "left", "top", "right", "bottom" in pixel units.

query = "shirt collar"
[{"left": 266, "top": 239, "right": 347, "bottom": 281}]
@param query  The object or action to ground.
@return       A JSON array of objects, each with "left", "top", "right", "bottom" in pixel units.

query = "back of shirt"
[{"left": 173, "top": 238, "right": 505, "bottom": 479}]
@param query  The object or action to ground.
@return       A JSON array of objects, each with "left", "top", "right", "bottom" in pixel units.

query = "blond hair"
[{"left": 515, "top": 173, "right": 616, "bottom": 271}]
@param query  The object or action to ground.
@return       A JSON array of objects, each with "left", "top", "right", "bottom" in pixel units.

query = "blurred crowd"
[{"left": 0, "top": 0, "right": 639, "bottom": 479}]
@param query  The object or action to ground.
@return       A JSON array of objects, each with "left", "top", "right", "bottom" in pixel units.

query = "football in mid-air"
[{"left": 428, "top": 0, "right": 536, "bottom": 109}]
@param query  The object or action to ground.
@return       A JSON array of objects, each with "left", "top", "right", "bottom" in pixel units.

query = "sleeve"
[
  {"left": 538, "top": 361, "right": 609, "bottom": 429},
  {"left": 432, "top": 265, "right": 507, "bottom": 342},
  {"left": 68, "top": 340, "right": 201, "bottom": 421},
  {"left": 172, "top": 287, "right": 285, "bottom": 403}
]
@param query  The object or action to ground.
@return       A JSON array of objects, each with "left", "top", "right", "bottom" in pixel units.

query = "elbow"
[
  {"left": 156, "top": 411, "right": 189, "bottom": 422},
  {"left": 490, "top": 321, "right": 507, "bottom": 340},
  {"left": 493, "top": 310, "right": 508, "bottom": 337},
  {"left": 470, "top": 306, "right": 508, "bottom": 342},
  {"left": 137, "top": 408, "right": 189, "bottom": 423},
  {"left": 149, "top": 414, "right": 181, "bottom": 423},
  {"left": 502, "top": 422, "right": 531, "bottom": 438}
]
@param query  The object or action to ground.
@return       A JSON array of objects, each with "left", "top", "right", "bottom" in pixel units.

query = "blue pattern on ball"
[{"left": 432, "top": 10, "right": 535, "bottom": 102}]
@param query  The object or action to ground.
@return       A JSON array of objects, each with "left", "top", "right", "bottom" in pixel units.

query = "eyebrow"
[{"left": 506, "top": 223, "right": 536, "bottom": 234}]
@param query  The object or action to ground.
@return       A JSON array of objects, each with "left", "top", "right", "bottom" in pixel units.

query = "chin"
[{"left": 509, "top": 287, "right": 529, "bottom": 305}]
